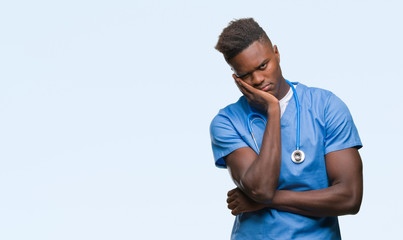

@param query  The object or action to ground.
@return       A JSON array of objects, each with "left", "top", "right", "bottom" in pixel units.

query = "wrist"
[{"left": 266, "top": 103, "right": 280, "bottom": 116}]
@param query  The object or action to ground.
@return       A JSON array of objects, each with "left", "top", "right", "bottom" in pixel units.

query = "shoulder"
[
  {"left": 210, "top": 96, "right": 248, "bottom": 128},
  {"left": 298, "top": 83, "right": 334, "bottom": 103},
  {"left": 209, "top": 96, "right": 251, "bottom": 148},
  {"left": 297, "top": 82, "right": 345, "bottom": 112}
]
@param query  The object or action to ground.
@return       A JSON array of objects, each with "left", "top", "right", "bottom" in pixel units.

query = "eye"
[{"left": 259, "top": 63, "right": 267, "bottom": 70}]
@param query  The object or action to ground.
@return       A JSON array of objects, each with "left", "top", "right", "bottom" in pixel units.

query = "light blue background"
[{"left": 1, "top": 0, "right": 402, "bottom": 239}]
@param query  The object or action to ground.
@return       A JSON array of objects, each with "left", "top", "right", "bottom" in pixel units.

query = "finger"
[
  {"left": 235, "top": 78, "right": 254, "bottom": 94},
  {"left": 235, "top": 79, "right": 256, "bottom": 102},
  {"left": 231, "top": 208, "right": 241, "bottom": 216},
  {"left": 227, "top": 195, "right": 236, "bottom": 203},
  {"left": 226, "top": 197, "right": 232, "bottom": 204},
  {"left": 237, "top": 77, "right": 260, "bottom": 93},
  {"left": 227, "top": 201, "right": 237, "bottom": 210},
  {"left": 234, "top": 79, "right": 248, "bottom": 96},
  {"left": 227, "top": 188, "right": 238, "bottom": 197}
]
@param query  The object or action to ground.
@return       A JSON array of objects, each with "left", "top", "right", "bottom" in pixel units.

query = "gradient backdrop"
[{"left": 1, "top": 1, "right": 402, "bottom": 239}]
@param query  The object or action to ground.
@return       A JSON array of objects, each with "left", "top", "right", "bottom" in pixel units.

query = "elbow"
[
  {"left": 346, "top": 199, "right": 362, "bottom": 215},
  {"left": 342, "top": 204, "right": 360, "bottom": 215},
  {"left": 247, "top": 187, "right": 276, "bottom": 204},
  {"left": 239, "top": 178, "right": 278, "bottom": 203},
  {"left": 347, "top": 188, "right": 363, "bottom": 215},
  {"left": 342, "top": 192, "right": 362, "bottom": 215},
  {"left": 351, "top": 206, "right": 361, "bottom": 215},
  {"left": 333, "top": 180, "right": 363, "bottom": 215}
]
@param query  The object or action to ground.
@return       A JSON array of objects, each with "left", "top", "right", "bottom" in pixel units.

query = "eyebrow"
[{"left": 235, "top": 58, "right": 270, "bottom": 78}]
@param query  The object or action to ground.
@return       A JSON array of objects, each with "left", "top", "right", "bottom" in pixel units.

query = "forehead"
[{"left": 229, "top": 40, "right": 273, "bottom": 73}]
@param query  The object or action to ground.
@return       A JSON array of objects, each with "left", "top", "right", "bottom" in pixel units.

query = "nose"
[{"left": 251, "top": 71, "right": 264, "bottom": 87}]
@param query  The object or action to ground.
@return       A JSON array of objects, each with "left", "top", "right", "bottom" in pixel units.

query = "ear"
[{"left": 273, "top": 45, "right": 280, "bottom": 63}]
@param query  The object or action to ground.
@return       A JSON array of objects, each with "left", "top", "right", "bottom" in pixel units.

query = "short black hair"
[{"left": 215, "top": 18, "right": 270, "bottom": 62}]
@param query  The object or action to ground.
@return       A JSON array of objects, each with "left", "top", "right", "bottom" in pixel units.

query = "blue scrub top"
[{"left": 210, "top": 82, "right": 362, "bottom": 240}]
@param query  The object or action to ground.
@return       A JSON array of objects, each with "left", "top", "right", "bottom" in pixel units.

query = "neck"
[{"left": 276, "top": 78, "right": 290, "bottom": 100}]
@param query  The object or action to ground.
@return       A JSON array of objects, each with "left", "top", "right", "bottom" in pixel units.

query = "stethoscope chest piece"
[{"left": 291, "top": 149, "right": 305, "bottom": 164}]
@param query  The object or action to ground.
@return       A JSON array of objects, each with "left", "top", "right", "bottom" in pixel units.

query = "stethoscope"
[{"left": 247, "top": 80, "right": 305, "bottom": 164}]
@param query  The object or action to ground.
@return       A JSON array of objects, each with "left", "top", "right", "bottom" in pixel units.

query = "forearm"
[
  {"left": 231, "top": 184, "right": 361, "bottom": 216},
  {"left": 269, "top": 184, "right": 362, "bottom": 217},
  {"left": 239, "top": 106, "right": 281, "bottom": 203}
]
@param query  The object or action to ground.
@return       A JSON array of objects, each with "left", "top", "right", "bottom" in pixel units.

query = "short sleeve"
[
  {"left": 210, "top": 113, "right": 248, "bottom": 168},
  {"left": 324, "top": 93, "right": 362, "bottom": 154}
]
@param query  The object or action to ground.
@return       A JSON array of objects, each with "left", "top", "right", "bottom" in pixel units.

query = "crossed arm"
[{"left": 226, "top": 147, "right": 363, "bottom": 217}]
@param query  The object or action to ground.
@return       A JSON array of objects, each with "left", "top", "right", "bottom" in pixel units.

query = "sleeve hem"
[
  {"left": 214, "top": 143, "right": 249, "bottom": 168},
  {"left": 325, "top": 142, "right": 363, "bottom": 155}
]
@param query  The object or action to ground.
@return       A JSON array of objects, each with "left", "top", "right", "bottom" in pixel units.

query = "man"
[{"left": 210, "top": 18, "right": 363, "bottom": 239}]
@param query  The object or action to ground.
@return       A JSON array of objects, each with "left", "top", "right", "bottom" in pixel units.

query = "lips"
[{"left": 260, "top": 84, "right": 272, "bottom": 92}]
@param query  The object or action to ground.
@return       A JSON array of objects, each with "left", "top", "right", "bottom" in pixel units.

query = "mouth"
[{"left": 259, "top": 83, "right": 272, "bottom": 92}]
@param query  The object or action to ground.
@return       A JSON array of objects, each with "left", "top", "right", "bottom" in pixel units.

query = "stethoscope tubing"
[
  {"left": 247, "top": 112, "right": 267, "bottom": 153},
  {"left": 247, "top": 80, "right": 305, "bottom": 163},
  {"left": 285, "top": 80, "right": 301, "bottom": 150}
]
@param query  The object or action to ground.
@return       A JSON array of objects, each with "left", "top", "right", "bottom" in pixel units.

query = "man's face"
[{"left": 229, "top": 40, "right": 284, "bottom": 99}]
